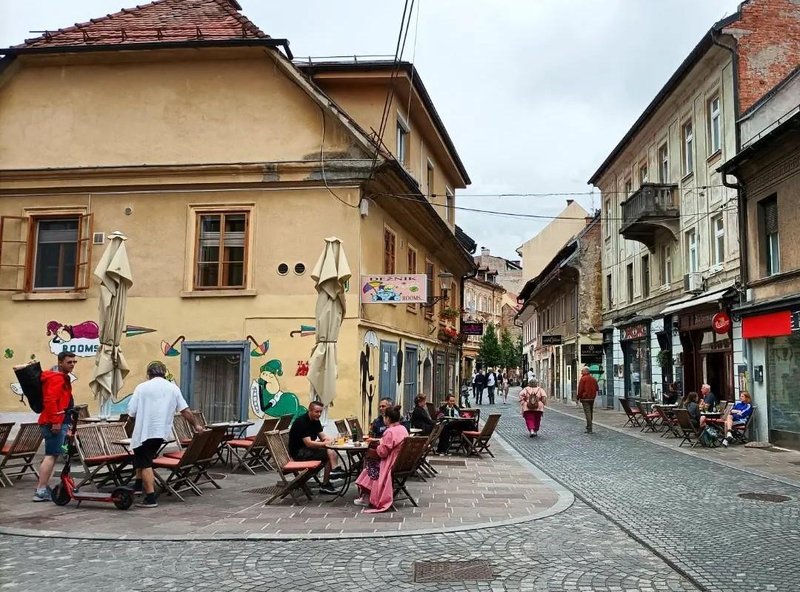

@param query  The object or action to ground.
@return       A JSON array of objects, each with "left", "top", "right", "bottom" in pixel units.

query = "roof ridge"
[{"left": 212, "top": 0, "right": 268, "bottom": 38}]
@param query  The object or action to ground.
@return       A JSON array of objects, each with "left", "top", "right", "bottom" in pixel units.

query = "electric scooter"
[{"left": 51, "top": 407, "right": 134, "bottom": 510}]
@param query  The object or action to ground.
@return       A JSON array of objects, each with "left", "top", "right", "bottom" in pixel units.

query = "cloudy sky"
[{"left": 0, "top": 0, "right": 740, "bottom": 260}]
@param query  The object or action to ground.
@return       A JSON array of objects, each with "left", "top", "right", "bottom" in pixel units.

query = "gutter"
[{"left": 1, "top": 38, "right": 294, "bottom": 60}]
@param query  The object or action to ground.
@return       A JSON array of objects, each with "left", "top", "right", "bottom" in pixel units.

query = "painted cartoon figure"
[
  {"left": 249, "top": 359, "right": 306, "bottom": 421},
  {"left": 46, "top": 320, "right": 99, "bottom": 343}
]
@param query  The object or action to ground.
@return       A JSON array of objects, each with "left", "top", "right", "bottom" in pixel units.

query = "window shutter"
[
  {"left": 764, "top": 199, "right": 778, "bottom": 235},
  {"left": 74, "top": 213, "right": 94, "bottom": 291},
  {"left": 0, "top": 216, "right": 29, "bottom": 291}
]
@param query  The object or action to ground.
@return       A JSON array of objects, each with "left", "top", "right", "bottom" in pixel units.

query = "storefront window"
[
  {"left": 624, "top": 338, "right": 651, "bottom": 400},
  {"left": 767, "top": 334, "right": 800, "bottom": 445}
]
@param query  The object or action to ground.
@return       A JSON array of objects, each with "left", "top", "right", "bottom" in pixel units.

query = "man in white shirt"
[
  {"left": 127, "top": 361, "right": 201, "bottom": 508},
  {"left": 486, "top": 367, "right": 497, "bottom": 404}
]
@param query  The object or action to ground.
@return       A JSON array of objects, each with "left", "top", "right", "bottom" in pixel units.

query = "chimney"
[{"left": 481, "top": 247, "right": 490, "bottom": 257}]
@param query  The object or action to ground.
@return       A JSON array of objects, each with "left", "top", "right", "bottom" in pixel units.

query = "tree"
[
  {"left": 499, "top": 328, "right": 518, "bottom": 370},
  {"left": 478, "top": 323, "right": 503, "bottom": 368}
]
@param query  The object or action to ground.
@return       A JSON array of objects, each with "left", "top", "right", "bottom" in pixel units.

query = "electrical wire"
[{"left": 317, "top": 102, "right": 359, "bottom": 209}]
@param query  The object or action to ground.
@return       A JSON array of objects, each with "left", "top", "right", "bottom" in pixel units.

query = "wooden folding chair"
[
  {"left": 0, "top": 423, "right": 44, "bottom": 487},
  {"left": 74, "top": 404, "right": 90, "bottom": 422},
  {"left": 172, "top": 413, "right": 193, "bottom": 448},
  {"left": 730, "top": 407, "right": 757, "bottom": 444},
  {"left": 619, "top": 398, "right": 643, "bottom": 427},
  {"left": 674, "top": 409, "right": 703, "bottom": 448},
  {"left": 228, "top": 418, "right": 278, "bottom": 474},
  {"left": 0, "top": 422, "right": 29, "bottom": 487},
  {"left": 391, "top": 437, "right": 429, "bottom": 508},
  {"left": 460, "top": 408, "right": 481, "bottom": 427},
  {"left": 152, "top": 430, "right": 211, "bottom": 501},
  {"left": 191, "top": 426, "right": 228, "bottom": 491},
  {"left": 460, "top": 413, "right": 501, "bottom": 457},
  {"left": 334, "top": 419, "right": 348, "bottom": 437},
  {"left": 275, "top": 414, "right": 294, "bottom": 431},
  {"left": 74, "top": 424, "right": 125, "bottom": 489},
  {"left": 653, "top": 405, "right": 680, "bottom": 438},
  {"left": 415, "top": 422, "right": 444, "bottom": 479},
  {"left": 345, "top": 416, "right": 365, "bottom": 441},
  {"left": 263, "top": 429, "right": 321, "bottom": 505},
  {"left": 191, "top": 409, "right": 207, "bottom": 428},
  {"left": 96, "top": 423, "right": 134, "bottom": 485},
  {"left": 636, "top": 400, "right": 661, "bottom": 433}
]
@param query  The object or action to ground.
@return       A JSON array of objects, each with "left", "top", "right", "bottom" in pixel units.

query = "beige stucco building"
[{"left": 0, "top": 0, "right": 472, "bottom": 427}]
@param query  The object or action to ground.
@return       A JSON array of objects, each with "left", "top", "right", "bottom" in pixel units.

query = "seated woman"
[
  {"left": 354, "top": 405, "right": 408, "bottom": 512},
  {"left": 410, "top": 394, "right": 434, "bottom": 436},
  {"left": 722, "top": 392, "right": 753, "bottom": 447},
  {"left": 663, "top": 382, "right": 680, "bottom": 405},
  {"left": 685, "top": 392, "right": 701, "bottom": 428}
]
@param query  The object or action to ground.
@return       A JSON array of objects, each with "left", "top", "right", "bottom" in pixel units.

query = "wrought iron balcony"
[{"left": 619, "top": 183, "right": 680, "bottom": 250}]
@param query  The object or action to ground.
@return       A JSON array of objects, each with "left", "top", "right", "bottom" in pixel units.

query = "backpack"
[
  {"left": 700, "top": 426, "right": 719, "bottom": 447},
  {"left": 526, "top": 387, "right": 542, "bottom": 411},
  {"left": 13, "top": 361, "right": 44, "bottom": 413}
]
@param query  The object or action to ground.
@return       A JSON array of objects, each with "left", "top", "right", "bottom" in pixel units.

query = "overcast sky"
[{"left": 1, "top": 0, "right": 740, "bottom": 264}]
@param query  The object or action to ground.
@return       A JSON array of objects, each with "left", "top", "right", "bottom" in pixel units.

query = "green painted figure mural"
[{"left": 249, "top": 359, "right": 306, "bottom": 421}]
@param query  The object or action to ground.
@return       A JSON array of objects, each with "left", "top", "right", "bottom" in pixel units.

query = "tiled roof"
[{"left": 16, "top": 0, "right": 266, "bottom": 49}]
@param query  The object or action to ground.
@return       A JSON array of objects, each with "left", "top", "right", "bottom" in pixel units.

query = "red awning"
[{"left": 742, "top": 310, "right": 792, "bottom": 339}]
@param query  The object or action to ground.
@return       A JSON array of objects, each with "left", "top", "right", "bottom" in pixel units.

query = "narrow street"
[{"left": 2, "top": 393, "right": 797, "bottom": 591}]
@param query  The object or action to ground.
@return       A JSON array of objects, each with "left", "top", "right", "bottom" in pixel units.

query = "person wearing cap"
[
  {"left": 254, "top": 359, "right": 305, "bottom": 421},
  {"left": 127, "top": 361, "right": 202, "bottom": 508}
]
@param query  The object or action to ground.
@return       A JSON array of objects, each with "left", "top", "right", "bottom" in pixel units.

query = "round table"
[{"left": 324, "top": 442, "right": 368, "bottom": 500}]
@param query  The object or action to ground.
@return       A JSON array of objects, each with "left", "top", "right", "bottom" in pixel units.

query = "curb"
[
  {"left": 0, "top": 431, "right": 574, "bottom": 542},
  {"left": 546, "top": 404, "right": 800, "bottom": 491}
]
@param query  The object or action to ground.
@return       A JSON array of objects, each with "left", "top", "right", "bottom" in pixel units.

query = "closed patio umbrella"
[
  {"left": 307, "top": 237, "right": 351, "bottom": 407},
  {"left": 89, "top": 231, "right": 133, "bottom": 414}
]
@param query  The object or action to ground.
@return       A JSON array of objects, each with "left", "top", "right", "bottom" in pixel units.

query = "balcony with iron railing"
[{"left": 619, "top": 183, "right": 680, "bottom": 250}]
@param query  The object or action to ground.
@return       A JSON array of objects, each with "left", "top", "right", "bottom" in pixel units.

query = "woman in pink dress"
[
  {"left": 354, "top": 405, "right": 408, "bottom": 512},
  {"left": 519, "top": 379, "right": 547, "bottom": 437}
]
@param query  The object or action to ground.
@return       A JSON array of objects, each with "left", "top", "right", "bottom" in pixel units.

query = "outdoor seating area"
[{"left": 616, "top": 397, "right": 757, "bottom": 450}]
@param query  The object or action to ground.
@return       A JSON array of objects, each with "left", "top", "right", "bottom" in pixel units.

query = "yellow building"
[{"left": 0, "top": 0, "right": 472, "bottom": 426}]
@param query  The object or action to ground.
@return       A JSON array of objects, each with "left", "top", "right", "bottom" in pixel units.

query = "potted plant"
[
  {"left": 656, "top": 349, "right": 672, "bottom": 368},
  {"left": 440, "top": 306, "right": 461, "bottom": 320}
]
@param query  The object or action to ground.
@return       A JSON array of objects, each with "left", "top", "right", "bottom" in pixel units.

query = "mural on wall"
[
  {"left": 3, "top": 349, "right": 12, "bottom": 359},
  {"left": 124, "top": 325, "right": 156, "bottom": 338},
  {"left": 47, "top": 320, "right": 100, "bottom": 357},
  {"left": 295, "top": 361, "right": 309, "bottom": 376},
  {"left": 246, "top": 335, "right": 270, "bottom": 357},
  {"left": 102, "top": 363, "right": 176, "bottom": 415},
  {"left": 360, "top": 330, "right": 379, "bottom": 425},
  {"left": 289, "top": 325, "right": 316, "bottom": 338},
  {"left": 161, "top": 335, "right": 185, "bottom": 357},
  {"left": 249, "top": 359, "right": 306, "bottom": 420}
]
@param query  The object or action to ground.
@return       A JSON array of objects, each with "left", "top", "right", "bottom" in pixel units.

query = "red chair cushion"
[
  {"left": 283, "top": 460, "right": 321, "bottom": 472},
  {"left": 645, "top": 412, "right": 659, "bottom": 419},
  {"left": 1, "top": 445, "right": 9, "bottom": 455},
  {"left": 462, "top": 430, "right": 481, "bottom": 437},
  {"left": 179, "top": 438, "right": 192, "bottom": 446},
  {"left": 152, "top": 456, "right": 181, "bottom": 468},
  {"left": 227, "top": 439, "right": 252, "bottom": 448},
  {"left": 163, "top": 450, "right": 184, "bottom": 459},
  {"left": 84, "top": 454, "right": 123, "bottom": 465},
  {"left": 245, "top": 436, "right": 255, "bottom": 441}
]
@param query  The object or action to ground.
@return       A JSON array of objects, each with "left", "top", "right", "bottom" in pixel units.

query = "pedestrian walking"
[
  {"left": 474, "top": 370, "right": 486, "bottom": 404},
  {"left": 577, "top": 366, "right": 599, "bottom": 433},
  {"left": 519, "top": 379, "right": 547, "bottom": 437},
  {"left": 471, "top": 369, "right": 480, "bottom": 403},
  {"left": 486, "top": 367, "right": 497, "bottom": 404},
  {"left": 501, "top": 372, "right": 510, "bottom": 404},
  {"left": 27, "top": 352, "right": 77, "bottom": 502},
  {"left": 127, "top": 361, "right": 203, "bottom": 508}
]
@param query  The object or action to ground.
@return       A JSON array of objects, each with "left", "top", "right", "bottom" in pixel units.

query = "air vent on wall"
[{"left": 92, "top": 232, "right": 105, "bottom": 245}]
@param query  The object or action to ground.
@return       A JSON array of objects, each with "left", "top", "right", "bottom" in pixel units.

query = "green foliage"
[
  {"left": 479, "top": 323, "right": 503, "bottom": 368},
  {"left": 499, "top": 328, "right": 519, "bottom": 369}
]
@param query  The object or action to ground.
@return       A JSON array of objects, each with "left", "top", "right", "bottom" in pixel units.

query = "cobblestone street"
[{"left": 2, "top": 394, "right": 798, "bottom": 591}]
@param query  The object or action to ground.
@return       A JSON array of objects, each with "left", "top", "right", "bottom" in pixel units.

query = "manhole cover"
[
  {"left": 243, "top": 485, "right": 282, "bottom": 495},
  {"left": 413, "top": 560, "right": 492, "bottom": 582},
  {"left": 428, "top": 458, "right": 467, "bottom": 467},
  {"left": 738, "top": 492, "right": 792, "bottom": 503}
]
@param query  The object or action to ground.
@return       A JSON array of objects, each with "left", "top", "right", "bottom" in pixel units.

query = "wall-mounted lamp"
[{"left": 420, "top": 271, "right": 454, "bottom": 308}]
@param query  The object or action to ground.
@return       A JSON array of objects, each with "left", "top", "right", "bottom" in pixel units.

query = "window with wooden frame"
[
  {"left": 407, "top": 246, "right": 417, "bottom": 312},
  {"left": 0, "top": 213, "right": 92, "bottom": 293},
  {"left": 194, "top": 211, "right": 249, "bottom": 290},
  {"left": 426, "top": 161, "right": 435, "bottom": 200},
  {"left": 383, "top": 227, "right": 396, "bottom": 274},
  {"left": 425, "top": 259, "right": 434, "bottom": 318},
  {"left": 445, "top": 187, "right": 454, "bottom": 224}
]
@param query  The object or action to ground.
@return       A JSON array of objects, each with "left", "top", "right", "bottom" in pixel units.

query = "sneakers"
[
  {"left": 722, "top": 438, "right": 729, "bottom": 447},
  {"left": 532, "top": 431, "right": 538, "bottom": 437},
  {"left": 32, "top": 487, "right": 51, "bottom": 502},
  {"left": 135, "top": 499, "right": 159, "bottom": 508},
  {"left": 331, "top": 467, "right": 347, "bottom": 478},
  {"left": 353, "top": 497, "right": 370, "bottom": 507},
  {"left": 318, "top": 483, "right": 338, "bottom": 495},
  {"left": 529, "top": 430, "right": 535, "bottom": 438}
]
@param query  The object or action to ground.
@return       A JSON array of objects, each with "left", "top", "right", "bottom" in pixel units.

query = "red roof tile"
[{"left": 16, "top": 0, "right": 266, "bottom": 49}]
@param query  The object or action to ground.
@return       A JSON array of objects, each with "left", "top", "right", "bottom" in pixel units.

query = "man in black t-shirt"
[{"left": 288, "top": 400, "right": 340, "bottom": 494}]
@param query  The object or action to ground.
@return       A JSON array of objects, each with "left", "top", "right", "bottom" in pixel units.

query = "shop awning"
[{"left": 659, "top": 286, "right": 732, "bottom": 316}]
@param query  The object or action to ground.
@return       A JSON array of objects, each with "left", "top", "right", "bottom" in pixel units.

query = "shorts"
[
  {"left": 294, "top": 447, "right": 328, "bottom": 464},
  {"left": 133, "top": 438, "right": 164, "bottom": 469},
  {"left": 40, "top": 423, "right": 69, "bottom": 456}
]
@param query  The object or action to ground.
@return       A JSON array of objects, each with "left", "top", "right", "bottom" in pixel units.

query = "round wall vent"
[
  {"left": 294, "top": 263, "right": 306, "bottom": 275},
  {"left": 277, "top": 263, "right": 289, "bottom": 275}
]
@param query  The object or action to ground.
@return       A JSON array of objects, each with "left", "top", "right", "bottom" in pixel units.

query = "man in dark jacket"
[
  {"left": 474, "top": 370, "right": 486, "bottom": 404},
  {"left": 577, "top": 366, "right": 599, "bottom": 434},
  {"left": 32, "top": 352, "right": 77, "bottom": 502}
]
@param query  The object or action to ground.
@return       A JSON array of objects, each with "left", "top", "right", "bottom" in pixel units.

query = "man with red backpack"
[{"left": 33, "top": 352, "right": 77, "bottom": 502}]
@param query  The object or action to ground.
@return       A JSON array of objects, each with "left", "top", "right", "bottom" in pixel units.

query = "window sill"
[
  {"left": 706, "top": 150, "right": 722, "bottom": 165},
  {"left": 11, "top": 291, "right": 88, "bottom": 301},
  {"left": 180, "top": 289, "right": 257, "bottom": 298},
  {"left": 681, "top": 171, "right": 694, "bottom": 183}
]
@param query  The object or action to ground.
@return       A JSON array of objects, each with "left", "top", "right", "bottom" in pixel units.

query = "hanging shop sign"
[
  {"left": 541, "top": 334, "right": 562, "bottom": 345},
  {"left": 360, "top": 274, "right": 427, "bottom": 303},
  {"left": 620, "top": 323, "right": 648, "bottom": 341},
  {"left": 461, "top": 322, "right": 484, "bottom": 336},
  {"left": 711, "top": 311, "right": 732, "bottom": 335},
  {"left": 580, "top": 344, "right": 603, "bottom": 363}
]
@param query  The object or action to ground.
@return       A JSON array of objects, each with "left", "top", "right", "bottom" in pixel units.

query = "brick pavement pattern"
[{"left": 487, "top": 396, "right": 800, "bottom": 592}]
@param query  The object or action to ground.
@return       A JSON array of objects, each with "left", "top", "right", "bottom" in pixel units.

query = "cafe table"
[
  {"left": 207, "top": 421, "right": 254, "bottom": 464},
  {"left": 324, "top": 440, "right": 368, "bottom": 501}
]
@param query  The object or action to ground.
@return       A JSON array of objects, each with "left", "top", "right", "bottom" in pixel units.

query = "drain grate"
[
  {"left": 243, "top": 485, "right": 282, "bottom": 495},
  {"left": 413, "top": 560, "right": 492, "bottom": 582},
  {"left": 428, "top": 458, "right": 467, "bottom": 467},
  {"left": 738, "top": 492, "right": 792, "bottom": 503}
]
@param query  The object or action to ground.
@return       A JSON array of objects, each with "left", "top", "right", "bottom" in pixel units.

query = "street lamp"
[{"left": 420, "top": 271, "right": 454, "bottom": 308}]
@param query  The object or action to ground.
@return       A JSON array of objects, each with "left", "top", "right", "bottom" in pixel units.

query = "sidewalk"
[
  {"left": 548, "top": 399, "right": 800, "bottom": 488},
  {"left": 0, "top": 433, "right": 572, "bottom": 540}
]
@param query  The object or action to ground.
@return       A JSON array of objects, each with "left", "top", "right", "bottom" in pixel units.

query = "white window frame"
[
  {"left": 767, "top": 233, "right": 780, "bottom": 276},
  {"left": 708, "top": 95, "right": 721, "bottom": 155},
  {"left": 662, "top": 244, "right": 672, "bottom": 286},
  {"left": 712, "top": 215, "right": 724, "bottom": 266},
  {"left": 396, "top": 115, "right": 410, "bottom": 166},
  {"left": 686, "top": 229, "right": 698, "bottom": 273},
  {"left": 445, "top": 186, "right": 454, "bottom": 224},
  {"left": 682, "top": 120, "right": 694, "bottom": 176},
  {"left": 639, "top": 162, "right": 648, "bottom": 185},
  {"left": 605, "top": 198, "right": 612, "bottom": 238},
  {"left": 658, "top": 142, "right": 669, "bottom": 183}
]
